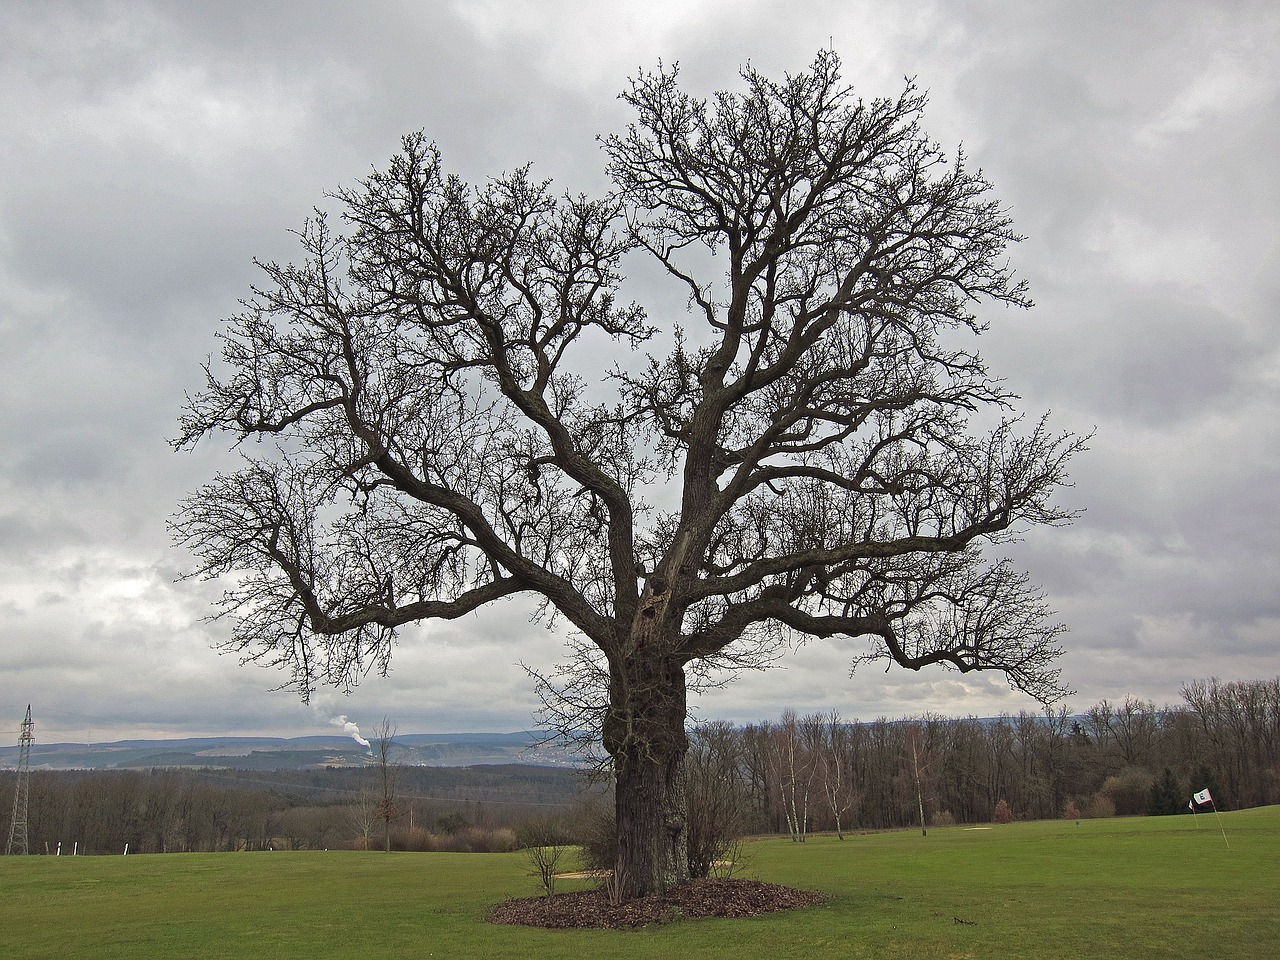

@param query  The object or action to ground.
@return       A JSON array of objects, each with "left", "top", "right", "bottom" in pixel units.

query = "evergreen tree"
[
  {"left": 1148, "top": 767, "right": 1183, "bottom": 816},
  {"left": 1188, "top": 764, "right": 1224, "bottom": 810}
]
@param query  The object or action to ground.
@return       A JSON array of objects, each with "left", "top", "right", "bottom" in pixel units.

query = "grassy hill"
[{"left": 2, "top": 807, "right": 1276, "bottom": 959}]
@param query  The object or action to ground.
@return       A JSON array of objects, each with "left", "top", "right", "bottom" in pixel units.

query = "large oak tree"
[{"left": 175, "top": 52, "right": 1082, "bottom": 899}]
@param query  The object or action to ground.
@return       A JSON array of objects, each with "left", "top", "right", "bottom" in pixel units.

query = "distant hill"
[{"left": 0, "top": 731, "right": 580, "bottom": 771}]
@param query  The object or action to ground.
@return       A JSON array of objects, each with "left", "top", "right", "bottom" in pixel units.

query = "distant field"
[{"left": 2, "top": 808, "right": 1276, "bottom": 960}]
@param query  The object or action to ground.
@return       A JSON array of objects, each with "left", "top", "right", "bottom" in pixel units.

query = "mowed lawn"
[{"left": 2, "top": 807, "right": 1277, "bottom": 960}]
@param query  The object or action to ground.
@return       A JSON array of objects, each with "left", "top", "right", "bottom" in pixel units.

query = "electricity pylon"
[{"left": 5, "top": 705, "right": 33, "bottom": 855}]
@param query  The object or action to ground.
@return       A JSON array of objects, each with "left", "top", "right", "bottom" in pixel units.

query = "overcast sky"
[{"left": 2, "top": 0, "right": 1277, "bottom": 744}]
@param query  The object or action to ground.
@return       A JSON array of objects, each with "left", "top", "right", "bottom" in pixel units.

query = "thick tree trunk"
[
  {"left": 606, "top": 653, "right": 691, "bottom": 900},
  {"left": 613, "top": 737, "right": 689, "bottom": 898}
]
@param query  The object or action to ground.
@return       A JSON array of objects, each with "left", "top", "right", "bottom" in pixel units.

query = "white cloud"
[
  {"left": 1082, "top": 214, "right": 1227, "bottom": 291},
  {"left": 69, "top": 64, "right": 314, "bottom": 167},
  {"left": 449, "top": 0, "right": 720, "bottom": 80},
  {"left": 1136, "top": 52, "right": 1279, "bottom": 147}
]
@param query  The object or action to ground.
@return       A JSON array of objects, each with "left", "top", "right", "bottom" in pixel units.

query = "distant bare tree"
[
  {"left": 372, "top": 719, "right": 400, "bottom": 852},
  {"left": 904, "top": 723, "right": 931, "bottom": 836},
  {"left": 771, "top": 710, "right": 816, "bottom": 842},
  {"left": 174, "top": 50, "right": 1082, "bottom": 898},
  {"left": 821, "top": 711, "right": 857, "bottom": 839},
  {"left": 1108, "top": 696, "right": 1159, "bottom": 767},
  {"left": 348, "top": 787, "right": 378, "bottom": 850}
]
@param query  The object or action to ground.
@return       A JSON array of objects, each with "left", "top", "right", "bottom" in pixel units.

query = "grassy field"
[{"left": 2, "top": 807, "right": 1276, "bottom": 959}]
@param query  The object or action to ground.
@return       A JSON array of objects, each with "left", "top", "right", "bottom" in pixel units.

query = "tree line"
[
  {"left": 688, "top": 677, "right": 1278, "bottom": 841},
  {"left": 6, "top": 676, "right": 1275, "bottom": 856},
  {"left": 5, "top": 764, "right": 586, "bottom": 856}
]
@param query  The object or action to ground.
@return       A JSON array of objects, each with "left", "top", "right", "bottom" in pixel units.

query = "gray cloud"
[{"left": 1, "top": 0, "right": 1277, "bottom": 742}]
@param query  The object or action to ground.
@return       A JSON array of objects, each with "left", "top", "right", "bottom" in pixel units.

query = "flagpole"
[{"left": 1209, "top": 801, "right": 1230, "bottom": 850}]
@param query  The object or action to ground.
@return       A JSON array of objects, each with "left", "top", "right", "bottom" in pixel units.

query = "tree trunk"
[
  {"left": 606, "top": 653, "right": 691, "bottom": 900},
  {"left": 614, "top": 738, "right": 689, "bottom": 898}
]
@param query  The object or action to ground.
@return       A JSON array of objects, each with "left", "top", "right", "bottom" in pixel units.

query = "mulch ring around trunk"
[{"left": 489, "top": 878, "right": 825, "bottom": 929}]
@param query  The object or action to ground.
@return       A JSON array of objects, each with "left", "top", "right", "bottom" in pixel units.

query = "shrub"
[
  {"left": 488, "top": 828, "right": 519, "bottom": 852},
  {"left": 1062, "top": 800, "right": 1082, "bottom": 820},
  {"left": 449, "top": 826, "right": 518, "bottom": 853},
  {"left": 1083, "top": 793, "right": 1116, "bottom": 819},
  {"left": 686, "top": 721, "right": 747, "bottom": 878},
  {"left": 524, "top": 842, "right": 566, "bottom": 896},
  {"left": 391, "top": 826, "right": 437, "bottom": 852},
  {"left": 932, "top": 810, "right": 956, "bottom": 827},
  {"left": 993, "top": 799, "right": 1014, "bottom": 824},
  {"left": 435, "top": 811, "right": 470, "bottom": 835},
  {"left": 1100, "top": 768, "right": 1154, "bottom": 816},
  {"left": 387, "top": 825, "right": 518, "bottom": 853},
  {"left": 517, "top": 815, "right": 577, "bottom": 896},
  {"left": 576, "top": 796, "right": 617, "bottom": 875}
]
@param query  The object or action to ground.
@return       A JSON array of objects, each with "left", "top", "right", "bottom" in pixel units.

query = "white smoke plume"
[{"left": 330, "top": 715, "right": 371, "bottom": 752}]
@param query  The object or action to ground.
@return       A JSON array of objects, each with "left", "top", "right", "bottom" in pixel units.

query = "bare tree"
[
  {"left": 173, "top": 51, "right": 1081, "bottom": 899},
  {"left": 517, "top": 814, "right": 574, "bottom": 896},
  {"left": 1108, "top": 696, "right": 1160, "bottom": 768},
  {"left": 525, "top": 841, "right": 567, "bottom": 897},
  {"left": 903, "top": 722, "right": 933, "bottom": 836},
  {"left": 1183, "top": 677, "right": 1280, "bottom": 807},
  {"left": 372, "top": 718, "right": 399, "bottom": 852},
  {"left": 771, "top": 709, "right": 816, "bottom": 842},
  {"left": 821, "top": 711, "right": 857, "bottom": 839}
]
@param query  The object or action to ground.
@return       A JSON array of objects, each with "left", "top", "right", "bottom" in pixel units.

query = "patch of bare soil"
[{"left": 489, "top": 878, "right": 825, "bottom": 929}]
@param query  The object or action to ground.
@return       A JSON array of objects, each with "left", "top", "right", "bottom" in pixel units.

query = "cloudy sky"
[{"left": 1, "top": 0, "right": 1277, "bottom": 744}]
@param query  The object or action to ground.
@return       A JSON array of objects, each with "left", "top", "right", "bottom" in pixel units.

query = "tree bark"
[{"left": 606, "top": 654, "right": 691, "bottom": 899}]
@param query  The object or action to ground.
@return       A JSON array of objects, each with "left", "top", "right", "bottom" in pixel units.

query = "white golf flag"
[{"left": 1194, "top": 788, "right": 1213, "bottom": 805}]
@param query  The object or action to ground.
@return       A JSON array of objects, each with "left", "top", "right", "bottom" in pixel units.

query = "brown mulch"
[{"left": 489, "top": 878, "right": 825, "bottom": 929}]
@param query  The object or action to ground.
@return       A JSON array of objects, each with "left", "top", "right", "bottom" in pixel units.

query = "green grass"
[{"left": 2, "top": 808, "right": 1277, "bottom": 959}]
